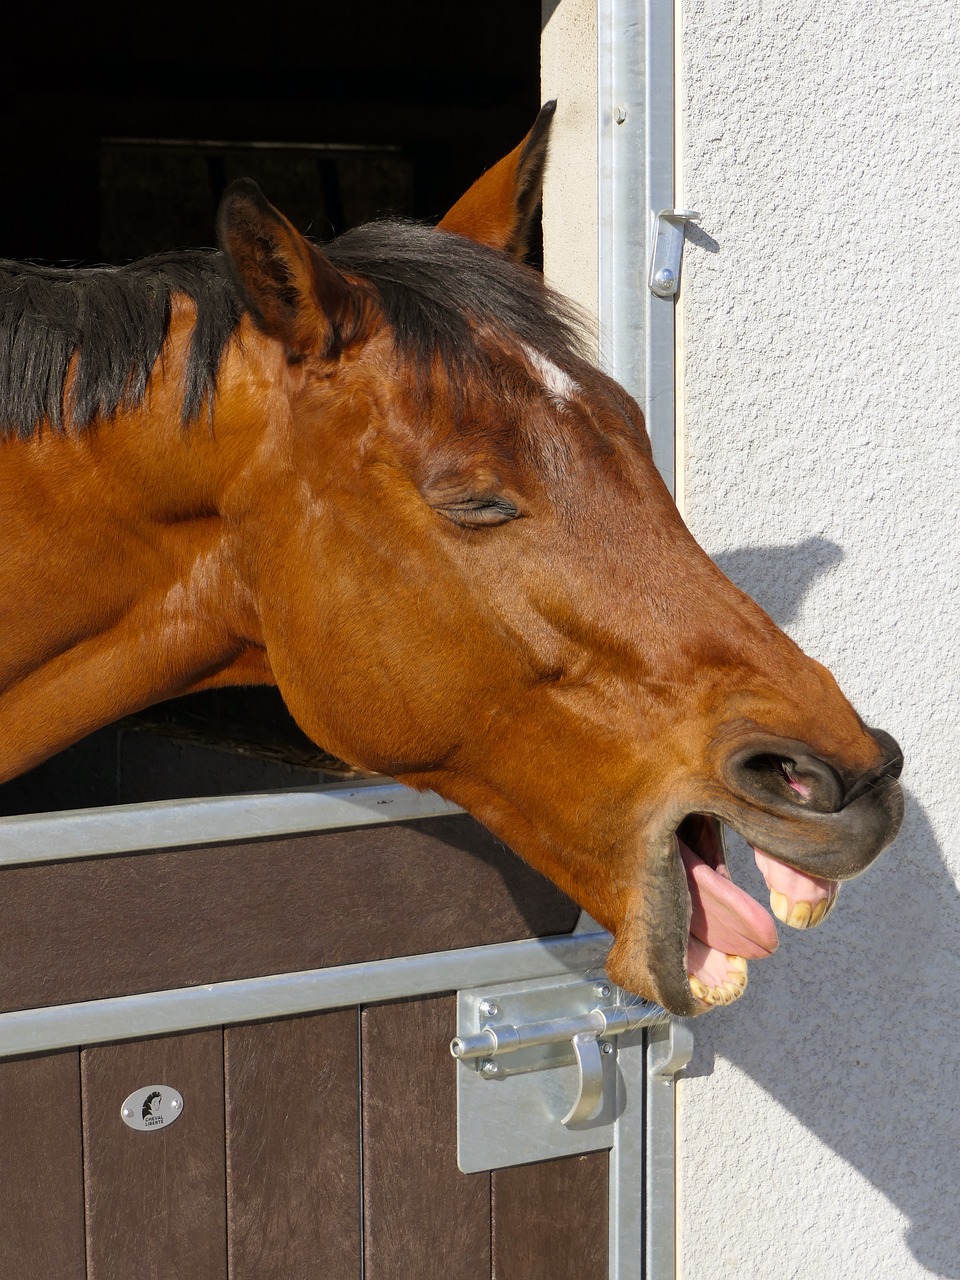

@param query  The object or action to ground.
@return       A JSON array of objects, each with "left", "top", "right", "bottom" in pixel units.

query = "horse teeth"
[
  {"left": 770, "top": 891, "right": 823, "bottom": 929},
  {"left": 769, "top": 889, "right": 790, "bottom": 923},
  {"left": 809, "top": 899, "right": 829, "bottom": 926},
  {"left": 786, "top": 901, "right": 813, "bottom": 929},
  {"left": 689, "top": 963, "right": 748, "bottom": 1008},
  {"left": 722, "top": 970, "right": 747, "bottom": 998}
]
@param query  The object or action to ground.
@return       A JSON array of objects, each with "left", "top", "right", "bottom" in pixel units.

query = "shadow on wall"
[
  {"left": 687, "top": 538, "right": 959, "bottom": 1278},
  {"left": 712, "top": 537, "right": 844, "bottom": 627}
]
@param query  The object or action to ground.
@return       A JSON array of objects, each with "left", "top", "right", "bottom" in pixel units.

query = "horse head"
[{"left": 213, "top": 105, "right": 903, "bottom": 1015}]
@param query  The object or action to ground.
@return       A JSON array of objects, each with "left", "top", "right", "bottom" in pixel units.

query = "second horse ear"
[{"left": 437, "top": 100, "right": 556, "bottom": 259}]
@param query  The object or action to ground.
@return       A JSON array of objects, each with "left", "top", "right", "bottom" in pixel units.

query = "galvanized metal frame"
[
  {"left": 599, "top": 0, "right": 678, "bottom": 496},
  {"left": 0, "top": 778, "right": 461, "bottom": 867},
  {"left": 0, "top": 774, "right": 687, "bottom": 1279},
  {"left": 598, "top": 2, "right": 687, "bottom": 1277},
  {"left": 0, "top": 927, "right": 612, "bottom": 1061}
]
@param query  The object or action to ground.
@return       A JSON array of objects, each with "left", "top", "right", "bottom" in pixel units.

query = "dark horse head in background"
[{"left": 0, "top": 104, "right": 902, "bottom": 1015}]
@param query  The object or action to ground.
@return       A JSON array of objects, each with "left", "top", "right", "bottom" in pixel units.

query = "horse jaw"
[{"left": 602, "top": 833, "right": 704, "bottom": 1017}]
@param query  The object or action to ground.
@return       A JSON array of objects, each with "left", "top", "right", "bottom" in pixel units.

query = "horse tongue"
[
  {"left": 754, "top": 849, "right": 840, "bottom": 929},
  {"left": 678, "top": 839, "right": 779, "bottom": 958}
]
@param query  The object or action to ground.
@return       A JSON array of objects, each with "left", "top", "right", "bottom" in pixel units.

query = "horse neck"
[{"left": 0, "top": 315, "right": 282, "bottom": 782}]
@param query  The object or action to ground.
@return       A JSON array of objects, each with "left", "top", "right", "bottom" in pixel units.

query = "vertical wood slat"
[
  {"left": 492, "top": 1153, "right": 609, "bottom": 1280},
  {"left": 81, "top": 1029, "right": 227, "bottom": 1280},
  {"left": 0, "top": 1050, "right": 85, "bottom": 1280},
  {"left": 225, "top": 1009, "right": 361, "bottom": 1279},
  {"left": 362, "top": 994, "right": 490, "bottom": 1280}
]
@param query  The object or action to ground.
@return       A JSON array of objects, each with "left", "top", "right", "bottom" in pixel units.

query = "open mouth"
[{"left": 677, "top": 813, "right": 841, "bottom": 1008}]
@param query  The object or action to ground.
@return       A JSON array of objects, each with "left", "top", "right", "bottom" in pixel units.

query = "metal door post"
[
  {"left": 599, "top": 3, "right": 690, "bottom": 1277},
  {"left": 599, "top": 0, "right": 678, "bottom": 499}
]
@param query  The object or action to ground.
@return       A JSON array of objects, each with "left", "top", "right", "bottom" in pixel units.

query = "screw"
[
  {"left": 601, "top": 1041, "right": 615, "bottom": 1056},
  {"left": 478, "top": 999, "right": 500, "bottom": 1020},
  {"left": 594, "top": 982, "right": 612, "bottom": 999},
  {"left": 121, "top": 1107, "right": 133, "bottom": 1118},
  {"left": 614, "top": 106, "right": 627, "bottom": 124},
  {"left": 480, "top": 1059, "right": 501, "bottom": 1079},
  {"left": 171, "top": 1099, "right": 181, "bottom": 1110},
  {"left": 654, "top": 267, "right": 676, "bottom": 292}
]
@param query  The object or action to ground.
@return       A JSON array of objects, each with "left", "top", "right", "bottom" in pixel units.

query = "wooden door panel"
[
  {"left": 0, "top": 1049, "right": 85, "bottom": 1280},
  {"left": 0, "top": 823, "right": 607, "bottom": 1274},
  {"left": 492, "top": 1153, "right": 609, "bottom": 1279},
  {"left": 361, "top": 994, "right": 491, "bottom": 1280},
  {"left": 225, "top": 1009, "right": 362, "bottom": 1278},
  {"left": 81, "top": 1029, "right": 227, "bottom": 1280},
  {"left": 0, "top": 1008, "right": 612, "bottom": 1277},
  {"left": 0, "top": 816, "right": 577, "bottom": 1011}
]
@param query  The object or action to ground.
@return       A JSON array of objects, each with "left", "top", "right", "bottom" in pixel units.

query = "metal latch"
[
  {"left": 451, "top": 986, "right": 653, "bottom": 1125},
  {"left": 451, "top": 974, "right": 668, "bottom": 1173},
  {"left": 648, "top": 208, "right": 701, "bottom": 297}
]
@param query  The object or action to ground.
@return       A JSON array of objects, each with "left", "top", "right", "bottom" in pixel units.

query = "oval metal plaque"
[{"left": 120, "top": 1085, "right": 184, "bottom": 1132}]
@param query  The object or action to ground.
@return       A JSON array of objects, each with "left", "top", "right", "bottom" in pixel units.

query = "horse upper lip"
[
  {"left": 841, "top": 729, "right": 904, "bottom": 805},
  {"left": 676, "top": 764, "right": 903, "bottom": 886}
]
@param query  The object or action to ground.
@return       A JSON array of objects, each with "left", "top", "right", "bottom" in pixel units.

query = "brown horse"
[{"left": 0, "top": 105, "right": 902, "bottom": 1016}]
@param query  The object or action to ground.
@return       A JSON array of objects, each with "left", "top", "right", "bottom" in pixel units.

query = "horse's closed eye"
[{"left": 434, "top": 496, "right": 520, "bottom": 528}]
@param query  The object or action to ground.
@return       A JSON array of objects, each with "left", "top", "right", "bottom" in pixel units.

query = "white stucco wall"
[
  {"left": 676, "top": 3, "right": 960, "bottom": 1278},
  {"left": 541, "top": 0, "right": 599, "bottom": 341}
]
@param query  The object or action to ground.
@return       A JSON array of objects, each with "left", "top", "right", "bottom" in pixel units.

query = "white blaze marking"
[{"left": 522, "top": 344, "right": 580, "bottom": 405}]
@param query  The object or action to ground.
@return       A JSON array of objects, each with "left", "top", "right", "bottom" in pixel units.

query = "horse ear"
[
  {"left": 437, "top": 100, "right": 556, "bottom": 258},
  {"left": 217, "top": 179, "right": 359, "bottom": 357}
]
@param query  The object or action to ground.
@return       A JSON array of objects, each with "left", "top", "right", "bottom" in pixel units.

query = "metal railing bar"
[
  {"left": 0, "top": 780, "right": 464, "bottom": 867},
  {"left": 0, "top": 930, "right": 613, "bottom": 1060}
]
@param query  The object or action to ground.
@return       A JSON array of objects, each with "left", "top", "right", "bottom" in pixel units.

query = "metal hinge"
[
  {"left": 450, "top": 974, "right": 668, "bottom": 1173},
  {"left": 648, "top": 208, "right": 701, "bottom": 297}
]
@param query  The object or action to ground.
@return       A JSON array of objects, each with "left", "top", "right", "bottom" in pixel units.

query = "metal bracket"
[
  {"left": 452, "top": 974, "right": 664, "bottom": 1173},
  {"left": 648, "top": 1015, "right": 694, "bottom": 1083},
  {"left": 648, "top": 208, "right": 702, "bottom": 297}
]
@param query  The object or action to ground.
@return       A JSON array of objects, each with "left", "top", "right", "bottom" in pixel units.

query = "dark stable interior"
[{"left": 0, "top": 1, "right": 541, "bottom": 815}]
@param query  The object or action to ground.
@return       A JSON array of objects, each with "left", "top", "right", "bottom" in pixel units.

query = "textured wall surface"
[
  {"left": 541, "top": 0, "right": 599, "bottom": 340},
  {"left": 677, "top": 2, "right": 960, "bottom": 1277}
]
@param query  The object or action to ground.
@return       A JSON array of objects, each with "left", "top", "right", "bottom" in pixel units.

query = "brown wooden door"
[
  {"left": 0, "top": 1008, "right": 607, "bottom": 1280},
  {"left": 0, "top": 815, "right": 608, "bottom": 1277}
]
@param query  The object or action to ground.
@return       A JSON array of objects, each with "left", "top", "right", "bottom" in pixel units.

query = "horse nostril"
[
  {"left": 734, "top": 750, "right": 845, "bottom": 814},
  {"left": 725, "top": 730, "right": 902, "bottom": 815}
]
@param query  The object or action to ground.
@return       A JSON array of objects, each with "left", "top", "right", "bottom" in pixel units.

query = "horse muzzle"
[
  {"left": 602, "top": 727, "right": 904, "bottom": 1017},
  {"left": 717, "top": 726, "right": 904, "bottom": 879}
]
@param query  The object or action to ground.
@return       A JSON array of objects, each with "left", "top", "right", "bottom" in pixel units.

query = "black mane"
[
  {"left": 0, "top": 221, "right": 586, "bottom": 439},
  {"left": 0, "top": 251, "right": 239, "bottom": 438}
]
